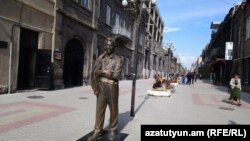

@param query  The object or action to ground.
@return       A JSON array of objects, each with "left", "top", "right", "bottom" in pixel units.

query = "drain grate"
[
  {"left": 27, "top": 95, "right": 45, "bottom": 99},
  {"left": 79, "top": 97, "right": 88, "bottom": 99},
  {"left": 219, "top": 107, "right": 234, "bottom": 111}
]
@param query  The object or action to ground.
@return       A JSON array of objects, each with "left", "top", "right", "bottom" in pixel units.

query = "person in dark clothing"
[
  {"left": 194, "top": 74, "right": 198, "bottom": 82},
  {"left": 191, "top": 73, "right": 194, "bottom": 84},
  {"left": 186, "top": 72, "right": 192, "bottom": 85}
]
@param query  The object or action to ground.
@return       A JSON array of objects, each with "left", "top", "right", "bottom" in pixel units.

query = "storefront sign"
[
  {"left": 225, "top": 42, "right": 233, "bottom": 60},
  {"left": 54, "top": 51, "right": 62, "bottom": 60}
]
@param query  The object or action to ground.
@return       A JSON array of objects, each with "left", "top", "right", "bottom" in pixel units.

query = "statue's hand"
[
  {"left": 94, "top": 90, "right": 99, "bottom": 95},
  {"left": 95, "top": 69, "right": 102, "bottom": 75},
  {"left": 102, "top": 70, "right": 112, "bottom": 76}
]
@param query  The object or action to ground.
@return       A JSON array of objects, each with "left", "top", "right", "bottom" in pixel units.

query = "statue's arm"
[
  {"left": 100, "top": 57, "right": 122, "bottom": 81},
  {"left": 91, "top": 54, "right": 105, "bottom": 95},
  {"left": 111, "top": 57, "right": 122, "bottom": 80}
]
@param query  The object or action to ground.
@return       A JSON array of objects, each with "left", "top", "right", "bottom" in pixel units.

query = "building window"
[
  {"left": 243, "top": 58, "right": 250, "bottom": 86},
  {"left": 81, "top": 0, "right": 89, "bottom": 8},
  {"left": 121, "top": 18, "right": 125, "bottom": 30},
  {"left": 125, "top": 57, "right": 129, "bottom": 74},
  {"left": 97, "top": 0, "right": 101, "bottom": 18},
  {"left": 127, "top": 24, "right": 132, "bottom": 38},
  {"left": 246, "top": 16, "right": 250, "bottom": 39},
  {"left": 238, "top": 26, "right": 241, "bottom": 46},
  {"left": 106, "top": 5, "right": 111, "bottom": 25},
  {"left": 153, "top": 55, "right": 156, "bottom": 70},
  {"left": 139, "top": 33, "right": 143, "bottom": 45},
  {"left": 121, "top": 56, "right": 129, "bottom": 76},
  {"left": 163, "top": 60, "right": 165, "bottom": 71},
  {"left": 115, "top": 13, "right": 120, "bottom": 27}
]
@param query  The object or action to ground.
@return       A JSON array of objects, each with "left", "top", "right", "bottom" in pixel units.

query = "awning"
[{"left": 210, "top": 58, "right": 226, "bottom": 68}]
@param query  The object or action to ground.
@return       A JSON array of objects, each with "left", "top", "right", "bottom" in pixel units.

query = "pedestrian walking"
[
  {"left": 186, "top": 72, "right": 192, "bottom": 85},
  {"left": 191, "top": 72, "right": 194, "bottom": 84},
  {"left": 194, "top": 73, "right": 198, "bottom": 82},
  {"left": 229, "top": 73, "right": 242, "bottom": 106}
]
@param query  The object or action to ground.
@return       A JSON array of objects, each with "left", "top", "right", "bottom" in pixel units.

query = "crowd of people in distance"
[
  {"left": 177, "top": 72, "right": 201, "bottom": 85},
  {"left": 152, "top": 72, "right": 202, "bottom": 89}
]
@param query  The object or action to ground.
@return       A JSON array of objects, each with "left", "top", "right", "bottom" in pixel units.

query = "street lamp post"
[
  {"left": 122, "top": 0, "right": 156, "bottom": 117},
  {"left": 129, "top": 2, "right": 142, "bottom": 117},
  {"left": 165, "top": 42, "right": 175, "bottom": 80}
]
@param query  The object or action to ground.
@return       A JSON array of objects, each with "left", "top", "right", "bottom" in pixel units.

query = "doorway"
[
  {"left": 63, "top": 39, "right": 84, "bottom": 88},
  {"left": 35, "top": 49, "right": 52, "bottom": 89},
  {"left": 17, "top": 28, "right": 38, "bottom": 90}
]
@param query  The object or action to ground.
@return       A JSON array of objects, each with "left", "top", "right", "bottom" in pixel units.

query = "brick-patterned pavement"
[{"left": 0, "top": 79, "right": 250, "bottom": 141}]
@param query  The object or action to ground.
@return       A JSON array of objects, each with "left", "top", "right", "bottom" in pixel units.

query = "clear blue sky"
[{"left": 157, "top": 0, "right": 242, "bottom": 69}]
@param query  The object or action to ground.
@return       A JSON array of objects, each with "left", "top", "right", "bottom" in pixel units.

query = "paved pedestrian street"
[{"left": 0, "top": 79, "right": 250, "bottom": 141}]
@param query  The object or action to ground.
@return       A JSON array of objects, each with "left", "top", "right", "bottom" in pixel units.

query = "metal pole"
[
  {"left": 167, "top": 51, "right": 170, "bottom": 80},
  {"left": 130, "top": 1, "right": 143, "bottom": 117},
  {"left": 228, "top": 4, "right": 235, "bottom": 80},
  {"left": 8, "top": 42, "right": 12, "bottom": 94},
  {"left": 168, "top": 49, "right": 172, "bottom": 80}
]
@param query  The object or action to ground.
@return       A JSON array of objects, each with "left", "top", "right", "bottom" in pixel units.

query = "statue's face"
[{"left": 105, "top": 40, "right": 115, "bottom": 55}]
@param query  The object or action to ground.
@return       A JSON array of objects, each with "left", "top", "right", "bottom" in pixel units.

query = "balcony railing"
[{"left": 112, "top": 26, "right": 132, "bottom": 39}]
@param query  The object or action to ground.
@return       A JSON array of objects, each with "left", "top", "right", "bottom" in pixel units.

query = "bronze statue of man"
[{"left": 89, "top": 37, "right": 122, "bottom": 141}]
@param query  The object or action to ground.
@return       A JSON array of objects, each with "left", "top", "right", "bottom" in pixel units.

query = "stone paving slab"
[
  {"left": 0, "top": 79, "right": 250, "bottom": 141},
  {"left": 76, "top": 130, "right": 128, "bottom": 141}
]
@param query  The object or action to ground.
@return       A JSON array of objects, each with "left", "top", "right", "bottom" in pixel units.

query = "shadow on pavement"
[
  {"left": 118, "top": 94, "right": 150, "bottom": 132},
  {"left": 77, "top": 95, "right": 150, "bottom": 141},
  {"left": 221, "top": 99, "right": 232, "bottom": 105},
  {"left": 202, "top": 79, "right": 250, "bottom": 105},
  {"left": 135, "top": 95, "right": 149, "bottom": 114},
  {"left": 117, "top": 111, "right": 133, "bottom": 132},
  {"left": 228, "top": 120, "right": 238, "bottom": 125},
  {"left": 77, "top": 111, "right": 131, "bottom": 141},
  {"left": 76, "top": 130, "right": 128, "bottom": 141}
]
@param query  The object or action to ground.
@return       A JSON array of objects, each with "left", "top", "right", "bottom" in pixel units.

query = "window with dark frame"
[
  {"left": 80, "top": 0, "right": 89, "bottom": 8},
  {"left": 106, "top": 5, "right": 111, "bottom": 25}
]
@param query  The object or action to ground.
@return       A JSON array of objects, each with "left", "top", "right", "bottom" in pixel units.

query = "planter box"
[{"left": 147, "top": 88, "right": 171, "bottom": 97}]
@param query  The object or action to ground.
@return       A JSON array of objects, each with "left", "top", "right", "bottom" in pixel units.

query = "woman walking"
[{"left": 229, "top": 73, "right": 242, "bottom": 106}]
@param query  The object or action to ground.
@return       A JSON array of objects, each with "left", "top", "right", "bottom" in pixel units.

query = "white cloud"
[{"left": 164, "top": 27, "right": 181, "bottom": 33}]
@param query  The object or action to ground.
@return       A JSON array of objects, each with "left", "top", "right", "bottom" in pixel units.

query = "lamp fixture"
[
  {"left": 122, "top": 0, "right": 128, "bottom": 6},
  {"left": 151, "top": 0, "right": 157, "bottom": 5}
]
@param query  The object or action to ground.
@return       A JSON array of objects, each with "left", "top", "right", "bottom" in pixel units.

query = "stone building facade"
[
  {"left": 53, "top": 0, "right": 98, "bottom": 88},
  {"left": 199, "top": 0, "right": 250, "bottom": 92},
  {"left": 0, "top": 0, "right": 55, "bottom": 93},
  {"left": 0, "top": 0, "right": 168, "bottom": 94},
  {"left": 96, "top": 0, "right": 133, "bottom": 79},
  {"left": 241, "top": 0, "right": 250, "bottom": 92}
]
